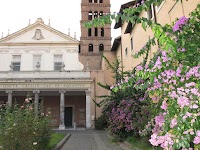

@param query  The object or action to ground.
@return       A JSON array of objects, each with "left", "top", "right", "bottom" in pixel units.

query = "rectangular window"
[
  {"left": 125, "top": 47, "right": 128, "bottom": 57},
  {"left": 33, "top": 55, "right": 41, "bottom": 70},
  {"left": 12, "top": 55, "right": 21, "bottom": 71},
  {"left": 156, "top": 0, "right": 165, "bottom": 13},
  {"left": 54, "top": 54, "right": 63, "bottom": 71},
  {"left": 147, "top": 4, "right": 154, "bottom": 20},
  {"left": 131, "top": 37, "right": 133, "bottom": 51}
]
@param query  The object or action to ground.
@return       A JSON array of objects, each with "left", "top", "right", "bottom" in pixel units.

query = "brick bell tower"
[{"left": 79, "top": 0, "right": 111, "bottom": 70}]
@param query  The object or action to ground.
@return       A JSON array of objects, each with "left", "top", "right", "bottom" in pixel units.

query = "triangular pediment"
[{"left": 0, "top": 20, "right": 79, "bottom": 45}]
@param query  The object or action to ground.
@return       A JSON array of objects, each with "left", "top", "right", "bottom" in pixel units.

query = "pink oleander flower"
[
  {"left": 155, "top": 114, "right": 165, "bottom": 127},
  {"left": 110, "top": 85, "right": 114, "bottom": 90},
  {"left": 197, "top": 131, "right": 200, "bottom": 136},
  {"left": 170, "top": 118, "right": 177, "bottom": 128},
  {"left": 149, "top": 133, "right": 159, "bottom": 146},
  {"left": 25, "top": 98, "right": 30, "bottom": 103},
  {"left": 191, "top": 104, "right": 198, "bottom": 109},
  {"left": 173, "top": 16, "right": 188, "bottom": 32},
  {"left": 161, "top": 100, "right": 167, "bottom": 111},
  {"left": 185, "top": 82, "right": 196, "bottom": 87},
  {"left": 136, "top": 65, "right": 143, "bottom": 71},
  {"left": 194, "top": 136, "right": 200, "bottom": 144},
  {"left": 177, "top": 96, "right": 190, "bottom": 108},
  {"left": 29, "top": 106, "right": 33, "bottom": 110}
]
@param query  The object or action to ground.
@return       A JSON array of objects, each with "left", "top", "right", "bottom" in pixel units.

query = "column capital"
[
  {"left": 33, "top": 90, "right": 40, "bottom": 94},
  {"left": 6, "top": 90, "right": 12, "bottom": 94},
  {"left": 85, "top": 90, "right": 91, "bottom": 95},
  {"left": 59, "top": 90, "right": 66, "bottom": 94}
]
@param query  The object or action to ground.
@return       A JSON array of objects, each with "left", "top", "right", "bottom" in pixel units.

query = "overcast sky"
[{"left": 0, "top": 0, "right": 130, "bottom": 43}]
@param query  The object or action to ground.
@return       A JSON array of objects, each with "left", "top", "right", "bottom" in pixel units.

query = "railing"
[{"left": 0, "top": 70, "right": 90, "bottom": 79}]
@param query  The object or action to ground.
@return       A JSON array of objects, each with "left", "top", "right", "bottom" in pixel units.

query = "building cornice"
[
  {"left": 80, "top": 37, "right": 111, "bottom": 40},
  {"left": 79, "top": 53, "right": 102, "bottom": 56},
  {"left": 81, "top": 3, "right": 111, "bottom": 7}
]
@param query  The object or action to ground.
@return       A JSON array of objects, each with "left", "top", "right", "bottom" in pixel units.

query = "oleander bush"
[
  {"left": 0, "top": 98, "right": 52, "bottom": 150},
  {"left": 95, "top": 112, "right": 108, "bottom": 130},
  {"left": 84, "top": 0, "right": 200, "bottom": 149}
]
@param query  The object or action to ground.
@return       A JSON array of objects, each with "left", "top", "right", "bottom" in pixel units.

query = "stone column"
[
  {"left": 33, "top": 90, "right": 40, "bottom": 115},
  {"left": 6, "top": 90, "right": 12, "bottom": 106},
  {"left": 59, "top": 90, "right": 66, "bottom": 129},
  {"left": 85, "top": 90, "right": 91, "bottom": 128}
]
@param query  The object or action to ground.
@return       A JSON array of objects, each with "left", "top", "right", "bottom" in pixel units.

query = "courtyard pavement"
[{"left": 60, "top": 130, "right": 123, "bottom": 150}]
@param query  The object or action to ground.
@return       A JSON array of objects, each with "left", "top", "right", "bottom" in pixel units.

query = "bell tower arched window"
[
  {"left": 88, "top": 11, "right": 93, "bottom": 20},
  {"left": 94, "top": 11, "right": 98, "bottom": 18},
  {"left": 99, "top": 11, "right": 103, "bottom": 16},
  {"left": 89, "top": 44, "right": 93, "bottom": 52},
  {"left": 99, "top": 44, "right": 104, "bottom": 52},
  {"left": 99, "top": 0, "right": 103, "bottom": 3}
]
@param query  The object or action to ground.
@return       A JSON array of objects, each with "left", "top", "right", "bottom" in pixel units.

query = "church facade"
[{"left": 0, "top": 18, "right": 94, "bottom": 129}]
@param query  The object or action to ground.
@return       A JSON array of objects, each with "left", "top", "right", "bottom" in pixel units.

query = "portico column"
[
  {"left": 59, "top": 90, "right": 66, "bottom": 129},
  {"left": 6, "top": 90, "right": 12, "bottom": 106},
  {"left": 85, "top": 90, "right": 91, "bottom": 128},
  {"left": 33, "top": 90, "right": 40, "bottom": 115}
]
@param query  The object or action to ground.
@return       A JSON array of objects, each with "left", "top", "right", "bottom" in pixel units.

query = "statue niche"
[{"left": 32, "top": 29, "right": 44, "bottom": 40}]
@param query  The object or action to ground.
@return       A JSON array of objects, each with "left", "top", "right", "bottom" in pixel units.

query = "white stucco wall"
[
  {"left": 0, "top": 46, "right": 83, "bottom": 71},
  {"left": 0, "top": 22, "right": 84, "bottom": 71}
]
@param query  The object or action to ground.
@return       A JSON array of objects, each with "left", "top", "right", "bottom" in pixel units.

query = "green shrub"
[
  {"left": 0, "top": 99, "right": 52, "bottom": 150},
  {"left": 95, "top": 113, "right": 108, "bottom": 130}
]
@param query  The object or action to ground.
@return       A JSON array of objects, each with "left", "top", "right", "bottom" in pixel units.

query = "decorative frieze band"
[{"left": 81, "top": 3, "right": 111, "bottom": 7}]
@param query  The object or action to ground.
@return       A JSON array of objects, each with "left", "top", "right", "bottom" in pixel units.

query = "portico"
[{"left": 0, "top": 71, "right": 92, "bottom": 129}]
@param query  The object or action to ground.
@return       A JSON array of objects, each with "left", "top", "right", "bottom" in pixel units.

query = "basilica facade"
[
  {"left": 0, "top": 18, "right": 92, "bottom": 129},
  {"left": 0, "top": 0, "right": 114, "bottom": 130}
]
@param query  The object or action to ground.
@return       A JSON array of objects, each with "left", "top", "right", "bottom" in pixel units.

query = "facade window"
[
  {"left": 94, "top": 0, "right": 97, "bottom": 3},
  {"left": 99, "top": 44, "right": 104, "bottom": 52},
  {"left": 147, "top": 5, "right": 154, "bottom": 20},
  {"left": 89, "top": 44, "right": 93, "bottom": 52},
  {"left": 125, "top": 48, "right": 128, "bottom": 57},
  {"left": 54, "top": 54, "right": 63, "bottom": 71},
  {"left": 99, "top": 0, "right": 103, "bottom": 3},
  {"left": 156, "top": 0, "right": 165, "bottom": 13},
  {"left": 95, "top": 28, "right": 98, "bottom": 36},
  {"left": 89, "top": 0, "right": 92, "bottom": 3},
  {"left": 88, "top": 11, "right": 93, "bottom": 20},
  {"left": 101, "top": 28, "right": 104, "bottom": 37},
  {"left": 88, "top": 28, "right": 92, "bottom": 36},
  {"left": 79, "top": 45, "right": 81, "bottom": 53},
  {"left": 12, "top": 55, "right": 21, "bottom": 71},
  {"left": 131, "top": 37, "right": 133, "bottom": 51},
  {"left": 99, "top": 11, "right": 103, "bottom": 16},
  {"left": 94, "top": 11, "right": 98, "bottom": 18},
  {"left": 33, "top": 55, "right": 41, "bottom": 70}
]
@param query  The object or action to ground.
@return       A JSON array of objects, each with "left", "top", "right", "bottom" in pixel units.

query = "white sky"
[{"left": 0, "top": 0, "right": 130, "bottom": 43}]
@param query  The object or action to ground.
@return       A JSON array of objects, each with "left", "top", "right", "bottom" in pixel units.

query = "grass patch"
[
  {"left": 126, "top": 136, "right": 162, "bottom": 150},
  {"left": 48, "top": 132, "right": 66, "bottom": 150}
]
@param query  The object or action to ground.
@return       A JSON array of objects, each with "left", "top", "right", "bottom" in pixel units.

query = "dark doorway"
[{"left": 64, "top": 107, "right": 73, "bottom": 127}]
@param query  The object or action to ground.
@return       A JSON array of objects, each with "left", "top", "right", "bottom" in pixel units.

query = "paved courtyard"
[{"left": 60, "top": 130, "right": 123, "bottom": 150}]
